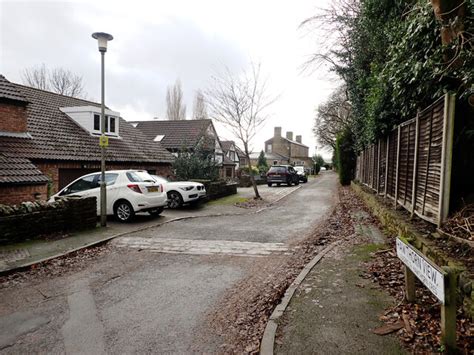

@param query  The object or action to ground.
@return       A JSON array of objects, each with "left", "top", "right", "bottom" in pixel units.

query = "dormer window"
[
  {"left": 60, "top": 106, "right": 120, "bottom": 138},
  {"left": 93, "top": 114, "right": 117, "bottom": 134}
]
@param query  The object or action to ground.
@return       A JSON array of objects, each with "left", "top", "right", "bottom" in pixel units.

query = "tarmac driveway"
[{"left": 0, "top": 172, "right": 338, "bottom": 353}]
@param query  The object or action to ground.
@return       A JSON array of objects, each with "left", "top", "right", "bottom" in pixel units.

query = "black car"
[
  {"left": 294, "top": 166, "right": 308, "bottom": 183},
  {"left": 266, "top": 165, "right": 299, "bottom": 187}
]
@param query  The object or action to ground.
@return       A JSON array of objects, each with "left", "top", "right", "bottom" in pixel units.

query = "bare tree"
[
  {"left": 166, "top": 79, "right": 186, "bottom": 120},
  {"left": 206, "top": 63, "right": 275, "bottom": 199},
  {"left": 50, "top": 68, "right": 85, "bottom": 97},
  {"left": 192, "top": 90, "right": 208, "bottom": 120},
  {"left": 21, "top": 64, "right": 86, "bottom": 98},
  {"left": 314, "top": 85, "right": 352, "bottom": 150},
  {"left": 21, "top": 64, "right": 49, "bottom": 91}
]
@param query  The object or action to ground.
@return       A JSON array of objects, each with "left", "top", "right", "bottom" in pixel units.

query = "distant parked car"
[
  {"left": 49, "top": 170, "right": 168, "bottom": 222},
  {"left": 151, "top": 175, "right": 206, "bottom": 209},
  {"left": 294, "top": 166, "right": 308, "bottom": 183},
  {"left": 266, "top": 165, "right": 299, "bottom": 187}
]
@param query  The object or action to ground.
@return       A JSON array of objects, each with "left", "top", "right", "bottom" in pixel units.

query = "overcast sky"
[{"left": 1, "top": 0, "right": 337, "bottom": 158}]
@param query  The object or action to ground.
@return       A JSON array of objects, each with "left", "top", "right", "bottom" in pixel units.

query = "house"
[
  {"left": 263, "top": 127, "right": 311, "bottom": 166},
  {"left": 221, "top": 140, "right": 240, "bottom": 178},
  {"left": 133, "top": 119, "right": 235, "bottom": 178},
  {"left": 235, "top": 146, "right": 249, "bottom": 168},
  {"left": 0, "top": 75, "right": 174, "bottom": 205}
]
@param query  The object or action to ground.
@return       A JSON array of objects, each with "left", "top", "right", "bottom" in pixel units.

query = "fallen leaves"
[{"left": 204, "top": 186, "right": 362, "bottom": 353}]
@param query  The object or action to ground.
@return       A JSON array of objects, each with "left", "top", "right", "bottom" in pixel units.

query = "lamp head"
[{"left": 92, "top": 32, "right": 113, "bottom": 52}]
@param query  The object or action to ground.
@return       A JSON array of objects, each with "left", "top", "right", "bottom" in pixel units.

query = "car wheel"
[
  {"left": 114, "top": 200, "right": 135, "bottom": 222},
  {"left": 168, "top": 191, "right": 183, "bottom": 209},
  {"left": 267, "top": 183, "right": 272, "bottom": 187},
  {"left": 148, "top": 207, "right": 164, "bottom": 217},
  {"left": 295, "top": 179, "right": 300, "bottom": 185}
]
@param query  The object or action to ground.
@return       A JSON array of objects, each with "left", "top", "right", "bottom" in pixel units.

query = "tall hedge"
[{"left": 336, "top": 130, "right": 356, "bottom": 186}]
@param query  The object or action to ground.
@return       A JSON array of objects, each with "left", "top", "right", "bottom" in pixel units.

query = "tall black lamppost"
[{"left": 91, "top": 32, "right": 113, "bottom": 227}]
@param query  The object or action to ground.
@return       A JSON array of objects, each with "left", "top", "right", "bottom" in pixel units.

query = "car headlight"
[{"left": 180, "top": 186, "right": 194, "bottom": 191}]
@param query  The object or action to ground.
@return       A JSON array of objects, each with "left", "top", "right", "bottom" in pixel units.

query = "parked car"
[
  {"left": 151, "top": 175, "right": 206, "bottom": 209},
  {"left": 266, "top": 165, "right": 299, "bottom": 187},
  {"left": 49, "top": 170, "right": 168, "bottom": 222},
  {"left": 294, "top": 166, "right": 308, "bottom": 183}
]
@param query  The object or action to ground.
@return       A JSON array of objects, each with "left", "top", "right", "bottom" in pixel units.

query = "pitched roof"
[
  {"left": 249, "top": 151, "right": 289, "bottom": 161},
  {"left": 0, "top": 153, "right": 48, "bottom": 185},
  {"left": 0, "top": 77, "right": 174, "bottom": 164},
  {"left": 134, "top": 119, "right": 213, "bottom": 150},
  {"left": 0, "top": 75, "right": 28, "bottom": 103},
  {"left": 265, "top": 136, "right": 309, "bottom": 148},
  {"left": 220, "top": 140, "right": 234, "bottom": 151}
]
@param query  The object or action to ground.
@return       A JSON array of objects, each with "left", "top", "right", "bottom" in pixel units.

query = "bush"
[
  {"left": 313, "top": 163, "right": 321, "bottom": 175},
  {"left": 173, "top": 144, "right": 220, "bottom": 181},
  {"left": 336, "top": 129, "right": 356, "bottom": 185}
]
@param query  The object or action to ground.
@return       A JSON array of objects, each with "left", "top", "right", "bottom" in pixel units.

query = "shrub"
[
  {"left": 336, "top": 129, "right": 356, "bottom": 185},
  {"left": 313, "top": 163, "right": 321, "bottom": 175}
]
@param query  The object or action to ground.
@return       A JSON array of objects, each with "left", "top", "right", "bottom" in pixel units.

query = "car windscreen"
[
  {"left": 268, "top": 166, "right": 286, "bottom": 173},
  {"left": 126, "top": 171, "right": 155, "bottom": 183}
]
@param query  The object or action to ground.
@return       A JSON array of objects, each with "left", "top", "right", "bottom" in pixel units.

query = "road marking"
[
  {"left": 61, "top": 279, "right": 106, "bottom": 355},
  {"left": 113, "top": 237, "right": 288, "bottom": 257}
]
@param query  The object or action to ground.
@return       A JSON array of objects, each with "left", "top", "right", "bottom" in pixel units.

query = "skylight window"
[{"left": 154, "top": 135, "right": 165, "bottom": 142}]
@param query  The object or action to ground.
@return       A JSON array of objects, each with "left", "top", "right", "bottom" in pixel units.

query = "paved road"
[{"left": 0, "top": 172, "right": 338, "bottom": 353}]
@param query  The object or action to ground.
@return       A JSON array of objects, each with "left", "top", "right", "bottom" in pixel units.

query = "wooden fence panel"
[
  {"left": 386, "top": 128, "right": 399, "bottom": 199},
  {"left": 378, "top": 138, "right": 387, "bottom": 194},
  {"left": 397, "top": 118, "right": 416, "bottom": 210},
  {"left": 414, "top": 97, "right": 445, "bottom": 223},
  {"left": 354, "top": 94, "right": 454, "bottom": 227}
]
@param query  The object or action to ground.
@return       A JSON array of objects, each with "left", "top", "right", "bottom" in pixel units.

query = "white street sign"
[{"left": 396, "top": 238, "right": 445, "bottom": 303}]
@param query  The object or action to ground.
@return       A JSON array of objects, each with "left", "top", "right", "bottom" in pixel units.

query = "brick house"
[
  {"left": 133, "top": 119, "right": 235, "bottom": 178},
  {"left": 221, "top": 140, "right": 240, "bottom": 178},
  {"left": 263, "top": 127, "right": 311, "bottom": 166},
  {"left": 0, "top": 75, "right": 174, "bottom": 205}
]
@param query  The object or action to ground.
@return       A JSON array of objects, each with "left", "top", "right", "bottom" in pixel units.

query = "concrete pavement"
[{"left": 0, "top": 172, "right": 338, "bottom": 353}]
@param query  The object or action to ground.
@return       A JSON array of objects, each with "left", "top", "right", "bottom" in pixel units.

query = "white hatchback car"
[
  {"left": 50, "top": 170, "right": 168, "bottom": 222},
  {"left": 151, "top": 175, "right": 206, "bottom": 209}
]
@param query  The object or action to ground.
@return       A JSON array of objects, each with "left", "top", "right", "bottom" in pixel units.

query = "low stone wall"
[
  {"left": 238, "top": 175, "right": 267, "bottom": 187},
  {"left": 207, "top": 181, "right": 238, "bottom": 200},
  {"left": 0, "top": 197, "right": 97, "bottom": 245},
  {"left": 351, "top": 182, "right": 473, "bottom": 318}
]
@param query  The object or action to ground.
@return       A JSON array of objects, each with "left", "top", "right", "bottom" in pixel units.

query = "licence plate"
[
  {"left": 147, "top": 186, "right": 159, "bottom": 192},
  {"left": 273, "top": 174, "right": 281, "bottom": 177}
]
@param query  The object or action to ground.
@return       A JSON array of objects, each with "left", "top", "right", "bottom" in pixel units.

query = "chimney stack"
[
  {"left": 0, "top": 76, "right": 29, "bottom": 134},
  {"left": 274, "top": 126, "right": 281, "bottom": 137},
  {"left": 286, "top": 131, "right": 293, "bottom": 141},
  {"left": 296, "top": 135, "right": 302, "bottom": 143}
]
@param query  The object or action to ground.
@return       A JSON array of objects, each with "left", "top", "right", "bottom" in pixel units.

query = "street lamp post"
[{"left": 92, "top": 32, "right": 113, "bottom": 227}]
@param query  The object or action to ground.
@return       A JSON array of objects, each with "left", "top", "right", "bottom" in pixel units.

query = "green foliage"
[
  {"left": 313, "top": 163, "right": 321, "bottom": 175},
  {"left": 256, "top": 150, "right": 268, "bottom": 174},
  {"left": 321, "top": 0, "right": 474, "bottom": 150},
  {"left": 240, "top": 166, "right": 260, "bottom": 176},
  {"left": 313, "top": 154, "right": 325, "bottom": 167},
  {"left": 336, "top": 129, "right": 356, "bottom": 185},
  {"left": 173, "top": 144, "right": 220, "bottom": 181}
]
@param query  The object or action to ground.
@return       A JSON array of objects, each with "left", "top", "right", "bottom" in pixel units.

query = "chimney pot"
[
  {"left": 274, "top": 127, "right": 282, "bottom": 137},
  {"left": 286, "top": 131, "right": 293, "bottom": 141},
  {"left": 296, "top": 135, "right": 302, "bottom": 143}
]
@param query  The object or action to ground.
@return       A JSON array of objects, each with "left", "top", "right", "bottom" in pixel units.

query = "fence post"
[
  {"left": 404, "top": 266, "right": 416, "bottom": 302},
  {"left": 441, "top": 267, "right": 458, "bottom": 353},
  {"left": 411, "top": 112, "right": 420, "bottom": 216},
  {"left": 384, "top": 135, "right": 389, "bottom": 198},
  {"left": 394, "top": 126, "right": 401, "bottom": 208},
  {"left": 438, "top": 93, "right": 456, "bottom": 227}
]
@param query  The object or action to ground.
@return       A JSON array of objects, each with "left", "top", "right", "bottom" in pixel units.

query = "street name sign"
[{"left": 396, "top": 238, "right": 445, "bottom": 303}]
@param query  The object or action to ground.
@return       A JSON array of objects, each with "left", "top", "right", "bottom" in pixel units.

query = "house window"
[
  {"left": 94, "top": 114, "right": 100, "bottom": 131},
  {"left": 93, "top": 114, "right": 117, "bottom": 135},
  {"left": 110, "top": 117, "right": 116, "bottom": 133},
  {"left": 267, "top": 144, "right": 272, "bottom": 153}
]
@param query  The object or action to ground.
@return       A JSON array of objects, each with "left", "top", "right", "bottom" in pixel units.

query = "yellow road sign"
[{"left": 99, "top": 135, "right": 109, "bottom": 147}]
